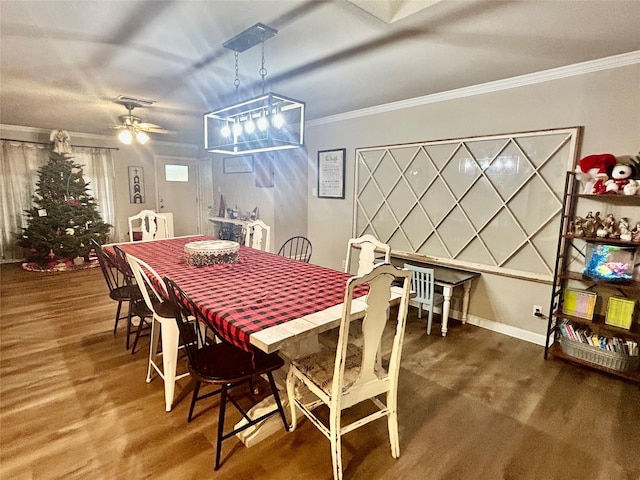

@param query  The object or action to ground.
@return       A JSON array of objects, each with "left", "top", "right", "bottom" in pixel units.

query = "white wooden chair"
[
  {"left": 286, "top": 263, "right": 412, "bottom": 480},
  {"left": 244, "top": 220, "right": 271, "bottom": 252},
  {"left": 404, "top": 264, "right": 444, "bottom": 335},
  {"left": 344, "top": 234, "right": 391, "bottom": 275},
  {"left": 126, "top": 253, "right": 192, "bottom": 411},
  {"left": 128, "top": 210, "right": 169, "bottom": 242}
]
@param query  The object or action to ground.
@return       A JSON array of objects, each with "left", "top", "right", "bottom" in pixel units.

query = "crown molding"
[
  {"left": 308, "top": 51, "right": 640, "bottom": 127},
  {"left": 0, "top": 123, "right": 199, "bottom": 150}
]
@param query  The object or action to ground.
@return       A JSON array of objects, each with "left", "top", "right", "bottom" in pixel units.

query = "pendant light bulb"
[
  {"left": 257, "top": 111, "right": 269, "bottom": 132},
  {"left": 232, "top": 119, "right": 243, "bottom": 136},
  {"left": 244, "top": 117, "right": 256, "bottom": 134},
  {"left": 221, "top": 122, "right": 231, "bottom": 138},
  {"left": 272, "top": 111, "right": 284, "bottom": 129}
]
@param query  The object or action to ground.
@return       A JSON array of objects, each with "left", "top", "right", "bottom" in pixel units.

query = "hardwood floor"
[{"left": 1, "top": 262, "right": 639, "bottom": 480}]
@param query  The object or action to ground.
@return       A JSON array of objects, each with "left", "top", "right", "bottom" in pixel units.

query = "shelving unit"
[
  {"left": 208, "top": 216, "right": 249, "bottom": 243},
  {"left": 545, "top": 171, "right": 640, "bottom": 383}
]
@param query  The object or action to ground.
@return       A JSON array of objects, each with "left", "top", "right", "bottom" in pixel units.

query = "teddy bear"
[{"left": 575, "top": 153, "right": 617, "bottom": 194}]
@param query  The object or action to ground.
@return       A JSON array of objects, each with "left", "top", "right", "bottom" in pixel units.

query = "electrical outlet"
[{"left": 532, "top": 305, "right": 543, "bottom": 317}]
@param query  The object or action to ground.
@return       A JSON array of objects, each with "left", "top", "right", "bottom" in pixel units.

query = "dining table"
[{"left": 105, "top": 235, "right": 406, "bottom": 427}]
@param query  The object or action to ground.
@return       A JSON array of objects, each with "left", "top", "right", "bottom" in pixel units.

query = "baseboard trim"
[{"left": 437, "top": 307, "right": 547, "bottom": 346}]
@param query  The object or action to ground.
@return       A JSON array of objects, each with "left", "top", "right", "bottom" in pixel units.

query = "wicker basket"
[{"left": 559, "top": 338, "right": 640, "bottom": 372}]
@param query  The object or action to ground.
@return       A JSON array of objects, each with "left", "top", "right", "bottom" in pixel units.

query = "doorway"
[{"left": 155, "top": 156, "right": 199, "bottom": 237}]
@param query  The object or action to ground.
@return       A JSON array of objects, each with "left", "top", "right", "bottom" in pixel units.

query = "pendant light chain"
[
  {"left": 234, "top": 51, "right": 240, "bottom": 91},
  {"left": 259, "top": 41, "right": 267, "bottom": 95}
]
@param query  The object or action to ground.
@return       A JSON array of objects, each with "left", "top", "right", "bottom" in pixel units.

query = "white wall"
[
  {"left": 303, "top": 62, "right": 640, "bottom": 343},
  {"left": 206, "top": 149, "right": 308, "bottom": 252}
]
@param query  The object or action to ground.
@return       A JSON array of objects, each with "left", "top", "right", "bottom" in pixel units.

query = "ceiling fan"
[{"left": 112, "top": 95, "right": 169, "bottom": 144}]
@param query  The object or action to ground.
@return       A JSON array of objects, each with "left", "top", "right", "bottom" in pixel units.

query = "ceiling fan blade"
[
  {"left": 138, "top": 122, "right": 162, "bottom": 129},
  {"left": 142, "top": 127, "right": 174, "bottom": 134}
]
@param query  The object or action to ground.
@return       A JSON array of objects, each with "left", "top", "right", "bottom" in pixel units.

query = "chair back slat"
[
  {"left": 244, "top": 220, "right": 271, "bottom": 252},
  {"left": 112, "top": 245, "right": 135, "bottom": 282},
  {"left": 333, "top": 263, "right": 411, "bottom": 401},
  {"left": 92, "top": 239, "right": 123, "bottom": 293},
  {"left": 405, "top": 264, "right": 435, "bottom": 305},
  {"left": 277, "top": 236, "right": 312, "bottom": 262},
  {"left": 164, "top": 277, "right": 208, "bottom": 366},
  {"left": 128, "top": 210, "right": 169, "bottom": 242},
  {"left": 345, "top": 234, "right": 390, "bottom": 275},
  {"left": 126, "top": 254, "right": 166, "bottom": 312}
]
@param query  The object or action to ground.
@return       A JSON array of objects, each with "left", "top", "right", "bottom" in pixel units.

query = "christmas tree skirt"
[{"left": 22, "top": 257, "right": 99, "bottom": 273}]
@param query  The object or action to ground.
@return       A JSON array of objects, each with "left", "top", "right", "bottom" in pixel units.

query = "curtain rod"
[{"left": 0, "top": 137, "right": 120, "bottom": 151}]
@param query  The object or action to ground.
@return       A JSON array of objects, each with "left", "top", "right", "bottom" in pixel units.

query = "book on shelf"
[
  {"left": 559, "top": 320, "right": 639, "bottom": 356},
  {"left": 605, "top": 296, "right": 636, "bottom": 330},
  {"left": 562, "top": 288, "right": 597, "bottom": 320}
]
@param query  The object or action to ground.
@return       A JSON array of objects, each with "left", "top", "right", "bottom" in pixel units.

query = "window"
[{"left": 165, "top": 164, "right": 189, "bottom": 182}]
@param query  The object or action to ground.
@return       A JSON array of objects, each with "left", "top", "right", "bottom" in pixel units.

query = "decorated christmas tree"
[{"left": 17, "top": 150, "right": 111, "bottom": 267}]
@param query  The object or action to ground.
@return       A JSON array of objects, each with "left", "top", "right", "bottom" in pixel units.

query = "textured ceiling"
[{"left": 1, "top": 0, "right": 639, "bottom": 146}]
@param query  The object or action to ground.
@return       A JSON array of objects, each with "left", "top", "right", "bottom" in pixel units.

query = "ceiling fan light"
[
  {"left": 118, "top": 129, "right": 133, "bottom": 144},
  {"left": 136, "top": 131, "right": 150, "bottom": 144}
]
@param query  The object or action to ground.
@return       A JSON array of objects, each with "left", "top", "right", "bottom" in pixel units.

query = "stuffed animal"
[
  {"left": 623, "top": 179, "right": 639, "bottom": 196},
  {"left": 605, "top": 163, "right": 634, "bottom": 194},
  {"left": 575, "top": 153, "right": 617, "bottom": 194}
]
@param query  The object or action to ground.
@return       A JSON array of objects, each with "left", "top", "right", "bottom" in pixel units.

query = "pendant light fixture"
[{"left": 204, "top": 23, "right": 305, "bottom": 155}]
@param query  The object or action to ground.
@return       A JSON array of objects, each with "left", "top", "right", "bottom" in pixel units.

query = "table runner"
[{"left": 111, "top": 236, "right": 364, "bottom": 352}]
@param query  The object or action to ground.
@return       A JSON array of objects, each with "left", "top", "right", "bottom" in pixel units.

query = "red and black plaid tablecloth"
[{"left": 111, "top": 236, "right": 361, "bottom": 352}]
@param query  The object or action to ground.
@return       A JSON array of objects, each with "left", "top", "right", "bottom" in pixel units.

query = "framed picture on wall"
[
  {"left": 318, "top": 148, "right": 346, "bottom": 199},
  {"left": 223, "top": 155, "right": 254, "bottom": 173},
  {"left": 128, "top": 166, "right": 144, "bottom": 204}
]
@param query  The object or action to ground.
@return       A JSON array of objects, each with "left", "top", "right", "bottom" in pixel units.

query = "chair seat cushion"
[
  {"left": 292, "top": 343, "right": 378, "bottom": 394},
  {"left": 192, "top": 343, "right": 284, "bottom": 383}
]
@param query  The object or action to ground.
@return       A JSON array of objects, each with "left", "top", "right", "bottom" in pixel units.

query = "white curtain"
[
  {"left": 72, "top": 147, "right": 119, "bottom": 242},
  {"left": 0, "top": 140, "right": 117, "bottom": 263}
]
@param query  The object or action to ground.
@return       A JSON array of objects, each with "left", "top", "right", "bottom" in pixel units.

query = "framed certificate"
[
  {"left": 318, "top": 148, "right": 346, "bottom": 199},
  {"left": 223, "top": 155, "right": 254, "bottom": 174}
]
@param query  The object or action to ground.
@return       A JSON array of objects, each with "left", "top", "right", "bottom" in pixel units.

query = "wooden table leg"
[
  {"left": 160, "top": 320, "right": 180, "bottom": 412},
  {"left": 461, "top": 281, "right": 472, "bottom": 324},
  {"left": 441, "top": 285, "right": 453, "bottom": 337}
]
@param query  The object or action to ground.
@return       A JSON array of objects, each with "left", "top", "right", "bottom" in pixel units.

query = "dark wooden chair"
[
  {"left": 112, "top": 245, "right": 153, "bottom": 352},
  {"left": 92, "top": 239, "right": 140, "bottom": 347},
  {"left": 277, "top": 236, "right": 312, "bottom": 263},
  {"left": 164, "top": 277, "right": 289, "bottom": 470}
]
